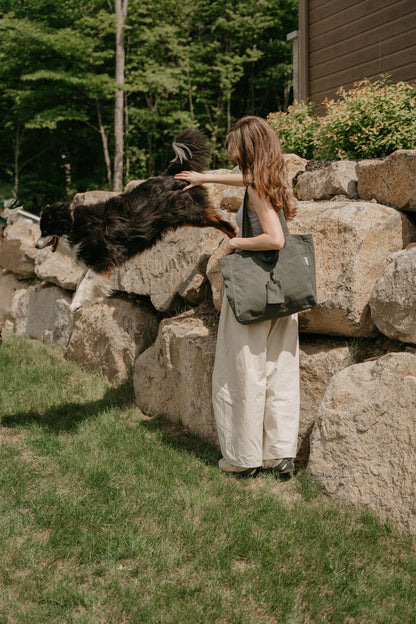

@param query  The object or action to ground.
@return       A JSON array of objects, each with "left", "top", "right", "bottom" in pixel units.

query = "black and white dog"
[{"left": 35, "top": 130, "right": 236, "bottom": 311}]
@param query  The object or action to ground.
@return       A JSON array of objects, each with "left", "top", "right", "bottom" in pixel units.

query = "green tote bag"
[{"left": 218, "top": 188, "right": 317, "bottom": 324}]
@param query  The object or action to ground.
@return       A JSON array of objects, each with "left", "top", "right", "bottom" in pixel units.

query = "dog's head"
[{"left": 35, "top": 202, "right": 72, "bottom": 252}]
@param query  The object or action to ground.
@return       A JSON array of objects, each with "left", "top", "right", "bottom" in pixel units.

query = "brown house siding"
[{"left": 299, "top": 0, "right": 416, "bottom": 106}]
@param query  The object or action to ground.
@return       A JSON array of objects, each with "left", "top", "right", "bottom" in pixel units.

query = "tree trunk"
[
  {"left": 227, "top": 94, "right": 231, "bottom": 133},
  {"left": 113, "top": 0, "right": 128, "bottom": 192},
  {"left": 186, "top": 64, "right": 194, "bottom": 124},
  {"left": 13, "top": 123, "right": 24, "bottom": 198},
  {"left": 96, "top": 101, "right": 112, "bottom": 189},
  {"left": 124, "top": 93, "right": 130, "bottom": 181}
]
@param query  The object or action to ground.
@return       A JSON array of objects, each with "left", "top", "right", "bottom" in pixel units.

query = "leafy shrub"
[
  {"left": 268, "top": 77, "right": 416, "bottom": 160},
  {"left": 314, "top": 78, "right": 416, "bottom": 160},
  {"left": 267, "top": 100, "right": 317, "bottom": 159}
]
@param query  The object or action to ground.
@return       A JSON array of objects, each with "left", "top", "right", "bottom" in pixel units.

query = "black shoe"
[
  {"left": 265, "top": 458, "right": 295, "bottom": 476},
  {"left": 219, "top": 459, "right": 262, "bottom": 479}
]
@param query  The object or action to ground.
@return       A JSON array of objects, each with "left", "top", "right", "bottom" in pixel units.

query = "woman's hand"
[
  {"left": 222, "top": 238, "right": 239, "bottom": 256},
  {"left": 174, "top": 171, "right": 206, "bottom": 190}
]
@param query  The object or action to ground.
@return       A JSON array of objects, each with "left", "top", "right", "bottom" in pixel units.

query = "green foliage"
[
  {"left": 0, "top": 1, "right": 116, "bottom": 206},
  {"left": 268, "top": 77, "right": 416, "bottom": 161},
  {"left": 268, "top": 100, "right": 318, "bottom": 158},
  {"left": 0, "top": 0, "right": 297, "bottom": 206},
  {"left": 315, "top": 77, "right": 416, "bottom": 160}
]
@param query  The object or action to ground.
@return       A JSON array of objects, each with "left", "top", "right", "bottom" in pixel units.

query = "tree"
[
  {"left": 113, "top": 0, "right": 128, "bottom": 191},
  {"left": 0, "top": 1, "right": 117, "bottom": 204},
  {"left": 0, "top": 0, "right": 297, "bottom": 207}
]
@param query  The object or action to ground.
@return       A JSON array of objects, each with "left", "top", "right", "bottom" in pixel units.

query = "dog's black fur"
[{"left": 36, "top": 129, "right": 236, "bottom": 275}]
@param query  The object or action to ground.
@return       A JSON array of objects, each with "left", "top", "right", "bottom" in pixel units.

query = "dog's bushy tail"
[{"left": 165, "top": 129, "right": 210, "bottom": 176}]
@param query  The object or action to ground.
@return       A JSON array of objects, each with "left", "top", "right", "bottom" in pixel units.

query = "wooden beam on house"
[
  {"left": 298, "top": 0, "right": 309, "bottom": 100},
  {"left": 287, "top": 30, "right": 299, "bottom": 101}
]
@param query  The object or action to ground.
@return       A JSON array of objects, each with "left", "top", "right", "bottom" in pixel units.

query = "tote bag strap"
[
  {"left": 242, "top": 185, "right": 290, "bottom": 238},
  {"left": 242, "top": 187, "right": 253, "bottom": 238}
]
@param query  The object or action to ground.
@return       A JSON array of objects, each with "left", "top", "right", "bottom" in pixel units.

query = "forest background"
[{"left": 0, "top": 0, "right": 297, "bottom": 212}]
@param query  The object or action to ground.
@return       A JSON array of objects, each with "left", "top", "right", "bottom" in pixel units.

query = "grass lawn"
[{"left": 0, "top": 335, "right": 415, "bottom": 623}]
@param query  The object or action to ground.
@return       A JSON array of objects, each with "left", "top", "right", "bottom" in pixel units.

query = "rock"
[
  {"left": 9, "top": 288, "right": 30, "bottom": 336},
  {"left": 298, "top": 337, "right": 352, "bottom": 462},
  {"left": 203, "top": 168, "right": 240, "bottom": 210},
  {"left": 67, "top": 297, "right": 158, "bottom": 384},
  {"left": 370, "top": 247, "right": 416, "bottom": 344},
  {"left": 16, "top": 282, "right": 74, "bottom": 346},
  {"left": 206, "top": 238, "right": 229, "bottom": 311},
  {"left": 71, "top": 190, "right": 120, "bottom": 207},
  {"left": 296, "top": 161, "right": 358, "bottom": 200},
  {"left": 356, "top": 150, "right": 416, "bottom": 211},
  {"left": 113, "top": 227, "right": 227, "bottom": 311},
  {"left": 35, "top": 247, "right": 84, "bottom": 291},
  {"left": 290, "top": 201, "right": 416, "bottom": 337},
  {"left": 134, "top": 307, "right": 219, "bottom": 444},
  {"left": 284, "top": 153, "right": 308, "bottom": 188},
  {"left": 0, "top": 215, "right": 41, "bottom": 278},
  {"left": 219, "top": 185, "right": 246, "bottom": 212},
  {"left": 0, "top": 270, "right": 29, "bottom": 333},
  {"left": 124, "top": 180, "right": 145, "bottom": 193},
  {"left": 308, "top": 352, "right": 416, "bottom": 535}
]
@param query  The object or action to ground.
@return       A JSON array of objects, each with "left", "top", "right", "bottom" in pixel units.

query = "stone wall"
[{"left": 1, "top": 150, "right": 415, "bottom": 534}]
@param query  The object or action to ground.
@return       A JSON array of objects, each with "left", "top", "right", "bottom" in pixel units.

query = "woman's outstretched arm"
[{"left": 174, "top": 170, "right": 244, "bottom": 190}]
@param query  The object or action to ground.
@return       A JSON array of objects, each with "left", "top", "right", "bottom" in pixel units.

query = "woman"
[{"left": 175, "top": 116, "right": 299, "bottom": 478}]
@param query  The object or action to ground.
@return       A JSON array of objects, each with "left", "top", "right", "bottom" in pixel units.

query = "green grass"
[{"left": 0, "top": 336, "right": 415, "bottom": 623}]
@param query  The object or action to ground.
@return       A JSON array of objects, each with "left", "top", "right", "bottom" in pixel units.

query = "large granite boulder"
[
  {"left": 298, "top": 337, "right": 352, "bottom": 462},
  {"left": 113, "top": 227, "right": 228, "bottom": 312},
  {"left": 356, "top": 150, "right": 416, "bottom": 211},
  {"left": 134, "top": 307, "right": 219, "bottom": 444},
  {"left": 15, "top": 282, "right": 73, "bottom": 346},
  {"left": 0, "top": 270, "right": 30, "bottom": 335},
  {"left": 370, "top": 246, "right": 416, "bottom": 344},
  {"left": 206, "top": 238, "right": 229, "bottom": 311},
  {"left": 124, "top": 180, "right": 144, "bottom": 193},
  {"left": 219, "top": 185, "right": 246, "bottom": 212},
  {"left": 196, "top": 168, "right": 242, "bottom": 213},
  {"left": 0, "top": 215, "right": 40, "bottom": 278},
  {"left": 35, "top": 247, "right": 84, "bottom": 291},
  {"left": 290, "top": 201, "right": 416, "bottom": 337},
  {"left": 67, "top": 297, "right": 158, "bottom": 384},
  {"left": 71, "top": 190, "right": 120, "bottom": 207},
  {"left": 284, "top": 153, "right": 308, "bottom": 189},
  {"left": 296, "top": 161, "right": 358, "bottom": 200},
  {"left": 308, "top": 352, "right": 416, "bottom": 535}
]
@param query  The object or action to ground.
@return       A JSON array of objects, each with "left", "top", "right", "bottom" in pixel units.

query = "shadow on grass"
[
  {"left": 1, "top": 375, "right": 220, "bottom": 466},
  {"left": 141, "top": 415, "right": 220, "bottom": 467},
  {"left": 0, "top": 379, "right": 134, "bottom": 433}
]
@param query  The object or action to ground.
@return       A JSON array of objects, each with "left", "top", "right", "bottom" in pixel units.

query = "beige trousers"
[{"left": 212, "top": 298, "right": 300, "bottom": 468}]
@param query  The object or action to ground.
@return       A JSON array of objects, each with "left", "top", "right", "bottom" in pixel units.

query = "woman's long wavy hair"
[{"left": 225, "top": 115, "right": 296, "bottom": 220}]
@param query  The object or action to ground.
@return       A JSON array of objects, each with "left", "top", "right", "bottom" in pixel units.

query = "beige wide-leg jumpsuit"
[{"left": 212, "top": 205, "right": 300, "bottom": 469}]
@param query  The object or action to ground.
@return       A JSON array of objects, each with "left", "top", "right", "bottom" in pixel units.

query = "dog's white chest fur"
[{"left": 70, "top": 269, "right": 113, "bottom": 312}]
